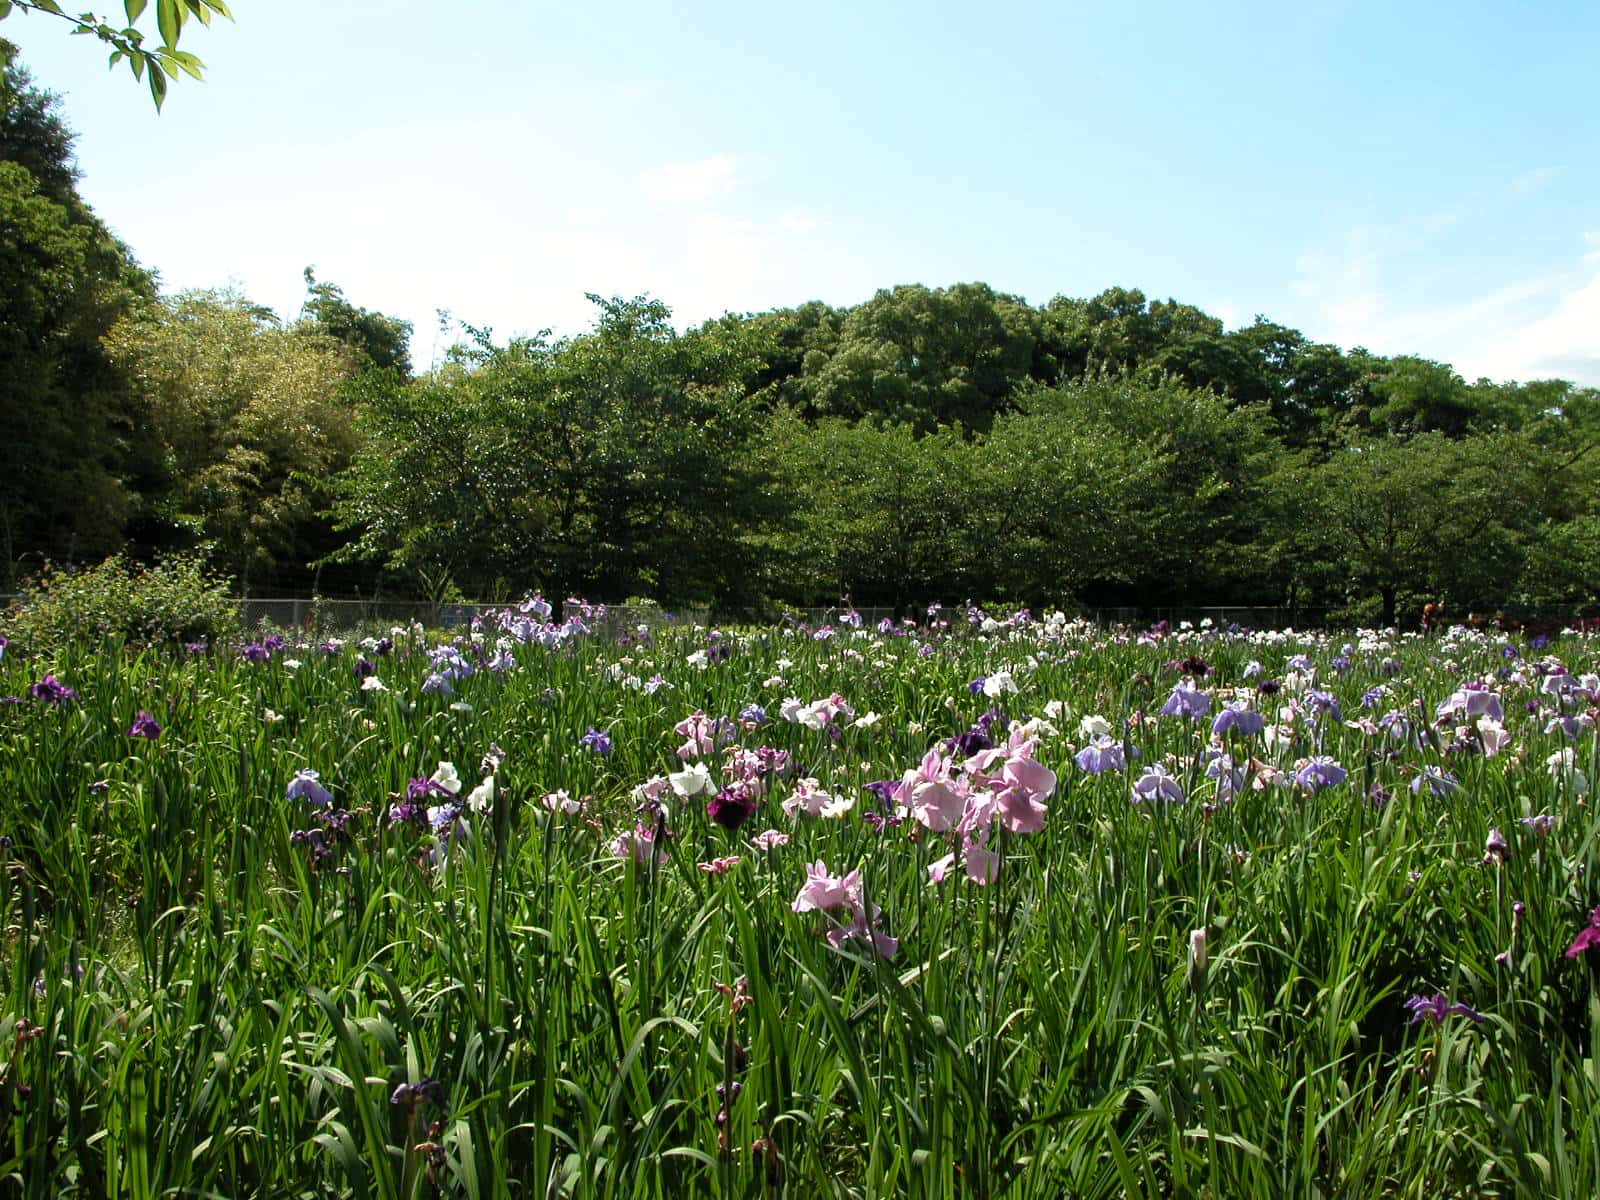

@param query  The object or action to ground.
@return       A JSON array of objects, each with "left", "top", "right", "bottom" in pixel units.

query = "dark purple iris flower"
[
  {"left": 580, "top": 727, "right": 614, "bottom": 756},
  {"left": 863, "top": 779, "right": 900, "bottom": 811},
  {"left": 706, "top": 788, "right": 758, "bottom": 830},
  {"left": 1404, "top": 992, "right": 1484, "bottom": 1026},
  {"left": 391, "top": 1077, "right": 447, "bottom": 1109},
  {"left": 30, "top": 676, "right": 78, "bottom": 705},
  {"left": 948, "top": 727, "right": 992, "bottom": 757},
  {"left": 126, "top": 711, "right": 162, "bottom": 740}
]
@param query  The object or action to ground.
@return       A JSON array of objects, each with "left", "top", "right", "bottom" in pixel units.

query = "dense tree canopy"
[{"left": 0, "top": 42, "right": 153, "bottom": 587}]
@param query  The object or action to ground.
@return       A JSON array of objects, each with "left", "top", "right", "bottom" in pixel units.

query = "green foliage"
[
  {"left": 102, "top": 288, "right": 363, "bottom": 590},
  {"left": 335, "top": 296, "right": 777, "bottom": 607},
  {"left": 0, "top": 45, "right": 155, "bottom": 588},
  {"left": 300, "top": 266, "right": 413, "bottom": 377},
  {"left": 1, "top": 549, "right": 237, "bottom": 652},
  {"left": 0, "top": 1, "right": 230, "bottom": 108}
]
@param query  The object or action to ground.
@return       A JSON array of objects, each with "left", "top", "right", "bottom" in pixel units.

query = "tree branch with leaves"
[{"left": 0, "top": 0, "right": 230, "bottom": 108}]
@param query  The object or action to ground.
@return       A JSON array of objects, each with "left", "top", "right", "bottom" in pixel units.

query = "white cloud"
[
  {"left": 637, "top": 156, "right": 742, "bottom": 205},
  {"left": 1509, "top": 166, "right": 1562, "bottom": 197},
  {"left": 1290, "top": 227, "right": 1600, "bottom": 385}
]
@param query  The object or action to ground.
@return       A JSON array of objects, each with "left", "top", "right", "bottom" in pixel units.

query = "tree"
[
  {"left": 300, "top": 267, "right": 413, "bottom": 377},
  {"left": 1013, "top": 373, "right": 1283, "bottom": 606},
  {"left": 761, "top": 414, "right": 975, "bottom": 608},
  {"left": 0, "top": 42, "right": 154, "bottom": 585},
  {"left": 803, "top": 283, "right": 1039, "bottom": 431},
  {"left": 0, "top": 1, "right": 230, "bottom": 108},
  {"left": 103, "top": 289, "right": 362, "bottom": 592},
  {"left": 335, "top": 296, "right": 776, "bottom": 606},
  {"left": 1301, "top": 433, "right": 1550, "bottom": 625}
]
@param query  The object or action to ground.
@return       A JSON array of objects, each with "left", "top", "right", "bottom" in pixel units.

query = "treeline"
[{"left": 5, "top": 43, "right": 1598, "bottom": 623}]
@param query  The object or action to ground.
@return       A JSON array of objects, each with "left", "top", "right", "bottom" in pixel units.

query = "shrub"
[{"left": 1, "top": 552, "right": 239, "bottom": 654}]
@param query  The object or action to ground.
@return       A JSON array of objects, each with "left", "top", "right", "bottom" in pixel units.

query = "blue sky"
[{"left": 5, "top": 0, "right": 1597, "bottom": 381}]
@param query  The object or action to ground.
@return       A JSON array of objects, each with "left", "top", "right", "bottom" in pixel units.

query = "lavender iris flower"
[
  {"left": 286, "top": 768, "right": 334, "bottom": 807},
  {"left": 1410, "top": 766, "right": 1459, "bottom": 797},
  {"left": 1304, "top": 690, "right": 1342, "bottom": 723},
  {"left": 1293, "top": 756, "right": 1347, "bottom": 792},
  {"left": 1211, "top": 701, "right": 1265, "bottom": 738},
  {"left": 1160, "top": 685, "right": 1211, "bottom": 720},
  {"left": 580, "top": 727, "right": 614, "bottom": 756},
  {"left": 1131, "top": 765, "right": 1186, "bottom": 804},
  {"left": 1075, "top": 735, "right": 1126, "bottom": 775}
]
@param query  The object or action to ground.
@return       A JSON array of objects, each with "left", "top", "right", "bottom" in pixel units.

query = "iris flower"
[
  {"left": 286, "top": 768, "right": 334, "bottom": 807},
  {"left": 1075, "top": 735, "right": 1126, "bottom": 775},
  {"left": 126, "top": 711, "right": 162, "bottom": 740},
  {"left": 1131, "top": 765, "right": 1186, "bottom": 805},
  {"left": 1404, "top": 992, "right": 1484, "bottom": 1026}
]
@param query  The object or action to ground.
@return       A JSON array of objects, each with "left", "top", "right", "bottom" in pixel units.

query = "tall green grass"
[{"left": 0, "top": 617, "right": 1595, "bottom": 1197}]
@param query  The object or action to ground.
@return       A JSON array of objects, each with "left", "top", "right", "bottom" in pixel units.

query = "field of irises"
[{"left": 1, "top": 602, "right": 1598, "bottom": 1199}]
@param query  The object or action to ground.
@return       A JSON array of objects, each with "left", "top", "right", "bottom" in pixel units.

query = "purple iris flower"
[
  {"left": 1205, "top": 753, "right": 1246, "bottom": 802},
  {"left": 968, "top": 677, "right": 987, "bottom": 695},
  {"left": 1378, "top": 710, "right": 1411, "bottom": 741},
  {"left": 1211, "top": 701, "right": 1265, "bottom": 738},
  {"left": 1293, "top": 756, "right": 1347, "bottom": 792},
  {"left": 421, "top": 672, "right": 454, "bottom": 695},
  {"left": 30, "top": 675, "right": 78, "bottom": 705},
  {"left": 739, "top": 703, "right": 769, "bottom": 726},
  {"left": 1546, "top": 715, "right": 1589, "bottom": 739},
  {"left": 126, "top": 711, "right": 162, "bottom": 740},
  {"left": 1160, "top": 685, "right": 1211, "bottom": 720},
  {"left": 1404, "top": 992, "right": 1484, "bottom": 1026},
  {"left": 1131, "top": 765, "right": 1186, "bottom": 804},
  {"left": 355, "top": 657, "right": 376, "bottom": 679},
  {"left": 286, "top": 768, "right": 334, "bottom": 807},
  {"left": 1409, "top": 766, "right": 1459, "bottom": 797},
  {"left": 240, "top": 643, "right": 271, "bottom": 664},
  {"left": 580, "top": 727, "right": 613, "bottom": 756},
  {"left": 947, "top": 726, "right": 992, "bottom": 757},
  {"left": 1304, "top": 690, "right": 1342, "bottom": 723},
  {"left": 863, "top": 779, "right": 900, "bottom": 811},
  {"left": 1075, "top": 735, "right": 1126, "bottom": 775}
]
